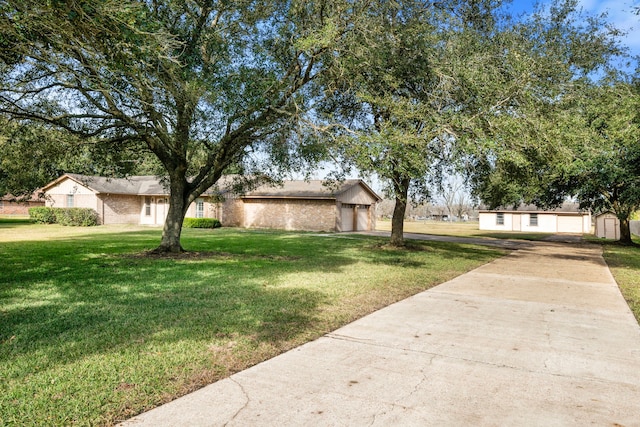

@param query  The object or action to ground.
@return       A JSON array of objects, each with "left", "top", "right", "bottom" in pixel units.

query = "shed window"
[
  {"left": 144, "top": 197, "right": 151, "bottom": 216},
  {"left": 529, "top": 213, "right": 538, "bottom": 227},
  {"left": 196, "top": 199, "right": 204, "bottom": 218},
  {"left": 496, "top": 212, "right": 504, "bottom": 225},
  {"left": 66, "top": 194, "right": 74, "bottom": 208}
]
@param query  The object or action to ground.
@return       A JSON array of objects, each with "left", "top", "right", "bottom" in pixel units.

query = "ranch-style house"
[{"left": 41, "top": 174, "right": 381, "bottom": 232}]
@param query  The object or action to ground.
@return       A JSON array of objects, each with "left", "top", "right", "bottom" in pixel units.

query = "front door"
[
  {"left": 156, "top": 198, "right": 168, "bottom": 225},
  {"left": 512, "top": 214, "right": 521, "bottom": 231}
]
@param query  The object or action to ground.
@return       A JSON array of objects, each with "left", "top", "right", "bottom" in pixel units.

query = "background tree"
[
  {"left": 322, "top": 0, "right": 621, "bottom": 246},
  {"left": 0, "top": 0, "right": 367, "bottom": 252},
  {"left": 575, "top": 78, "right": 640, "bottom": 244},
  {"left": 323, "top": 0, "right": 501, "bottom": 246},
  {"left": 0, "top": 117, "right": 162, "bottom": 198},
  {"left": 466, "top": 1, "right": 625, "bottom": 213}
]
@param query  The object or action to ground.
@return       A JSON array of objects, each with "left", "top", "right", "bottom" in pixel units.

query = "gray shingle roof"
[
  {"left": 479, "top": 202, "right": 588, "bottom": 214},
  {"left": 47, "top": 174, "right": 167, "bottom": 195},
  {"left": 243, "top": 179, "right": 376, "bottom": 199},
  {"left": 45, "top": 174, "right": 381, "bottom": 201}
]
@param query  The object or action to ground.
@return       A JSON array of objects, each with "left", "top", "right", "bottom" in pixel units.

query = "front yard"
[{"left": 0, "top": 221, "right": 503, "bottom": 426}]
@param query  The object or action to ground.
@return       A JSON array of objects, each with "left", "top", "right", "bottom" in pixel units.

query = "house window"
[
  {"left": 144, "top": 197, "right": 151, "bottom": 216},
  {"left": 66, "top": 194, "right": 74, "bottom": 207},
  {"left": 496, "top": 212, "right": 504, "bottom": 225},
  {"left": 196, "top": 199, "right": 204, "bottom": 218},
  {"left": 530, "top": 213, "right": 538, "bottom": 227}
]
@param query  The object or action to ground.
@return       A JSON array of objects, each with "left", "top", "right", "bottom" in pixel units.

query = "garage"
[
  {"left": 341, "top": 204, "right": 371, "bottom": 232},
  {"left": 557, "top": 215, "right": 586, "bottom": 233}
]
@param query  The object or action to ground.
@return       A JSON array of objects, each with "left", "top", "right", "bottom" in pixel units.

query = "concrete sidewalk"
[{"left": 121, "top": 241, "right": 640, "bottom": 426}]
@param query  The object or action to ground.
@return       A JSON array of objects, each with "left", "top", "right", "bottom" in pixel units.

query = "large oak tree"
[{"left": 0, "top": 0, "right": 367, "bottom": 252}]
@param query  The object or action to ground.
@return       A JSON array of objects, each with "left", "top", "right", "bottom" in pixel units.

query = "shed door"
[
  {"left": 341, "top": 205, "right": 355, "bottom": 232},
  {"left": 557, "top": 216, "right": 583, "bottom": 233},
  {"left": 604, "top": 218, "right": 618, "bottom": 240}
]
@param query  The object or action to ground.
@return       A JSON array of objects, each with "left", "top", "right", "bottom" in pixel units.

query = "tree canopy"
[
  {"left": 0, "top": 0, "right": 632, "bottom": 248},
  {"left": 0, "top": 0, "right": 368, "bottom": 251},
  {"left": 321, "top": 0, "right": 622, "bottom": 246}
]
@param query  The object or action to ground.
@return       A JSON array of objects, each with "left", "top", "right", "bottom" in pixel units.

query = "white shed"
[
  {"left": 478, "top": 203, "right": 591, "bottom": 234},
  {"left": 595, "top": 212, "right": 620, "bottom": 240}
]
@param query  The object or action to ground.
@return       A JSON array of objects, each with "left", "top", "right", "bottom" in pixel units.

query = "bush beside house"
[
  {"left": 29, "top": 207, "right": 98, "bottom": 226},
  {"left": 183, "top": 218, "right": 222, "bottom": 229}
]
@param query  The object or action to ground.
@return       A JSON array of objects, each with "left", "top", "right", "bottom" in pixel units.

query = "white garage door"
[
  {"left": 341, "top": 205, "right": 370, "bottom": 231},
  {"left": 341, "top": 206, "right": 355, "bottom": 232},
  {"left": 557, "top": 216, "right": 583, "bottom": 233},
  {"left": 357, "top": 206, "right": 369, "bottom": 230}
]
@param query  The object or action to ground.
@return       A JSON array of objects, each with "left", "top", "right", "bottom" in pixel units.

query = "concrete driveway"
[{"left": 121, "top": 240, "right": 640, "bottom": 426}]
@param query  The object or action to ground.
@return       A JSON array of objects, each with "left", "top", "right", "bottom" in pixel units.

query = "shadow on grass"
[
  {"left": 0, "top": 228, "right": 504, "bottom": 365},
  {"left": 0, "top": 230, "right": 343, "bottom": 366}
]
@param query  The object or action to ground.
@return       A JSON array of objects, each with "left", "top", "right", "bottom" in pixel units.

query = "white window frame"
[
  {"left": 529, "top": 213, "right": 538, "bottom": 227},
  {"left": 144, "top": 197, "right": 151, "bottom": 216},
  {"left": 66, "top": 194, "right": 74, "bottom": 208},
  {"left": 196, "top": 199, "right": 204, "bottom": 218},
  {"left": 496, "top": 212, "right": 504, "bottom": 225}
]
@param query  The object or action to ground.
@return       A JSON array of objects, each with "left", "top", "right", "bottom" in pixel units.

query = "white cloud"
[{"left": 577, "top": 0, "right": 640, "bottom": 55}]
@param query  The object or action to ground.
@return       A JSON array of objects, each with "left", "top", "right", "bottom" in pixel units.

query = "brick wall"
[
  {"left": 0, "top": 200, "right": 45, "bottom": 215},
  {"left": 100, "top": 194, "right": 141, "bottom": 224},
  {"left": 220, "top": 198, "right": 244, "bottom": 227},
  {"left": 242, "top": 199, "right": 337, "bottom": 231}
]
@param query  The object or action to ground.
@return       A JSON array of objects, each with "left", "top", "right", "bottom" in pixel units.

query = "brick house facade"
[
  {"left": 0, "top": 194, "right": 45, "bottom": 215},
  {"left": 41, "top": 174, "right": 381, "bottom": 232}
]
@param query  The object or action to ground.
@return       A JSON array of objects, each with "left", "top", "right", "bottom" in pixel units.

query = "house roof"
[
  {"left": 479, "top": 202, "right": 589, "bottom": 215},
  {"left": 41, "top": 174, "right": 167, "bottom": 195},
  {"left": 242, "top": 179, "right": 382, "bottom": 201},
  {"left": 42, "top": 174, "right": 382, "bottom": 201},
  {"left": 1, "top": 193, "right": 43, "bottom": 202}
]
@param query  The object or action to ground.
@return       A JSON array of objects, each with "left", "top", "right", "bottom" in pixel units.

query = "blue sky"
[{"left": 510, "top": 0, "right": 640, "bottom": 56}]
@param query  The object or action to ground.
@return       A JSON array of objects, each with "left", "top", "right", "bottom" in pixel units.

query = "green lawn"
[
  {"left": 376, "top": 219, "right": 554, "bottom": 241},
  {"left": 0, "top": 221, "right": 504, "bottom": 426},
  {"left": 599, "top": 238, "right": 640, "bottom": 323}
]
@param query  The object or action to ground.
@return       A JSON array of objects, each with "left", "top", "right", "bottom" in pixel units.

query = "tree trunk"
[
  {"left": 619, "top": 217, "right": 632, "bottom": 245},
  {"left": 390, "top": 177, "right": 410, "bottom": 247},
  {"left": 156, "top": 177, "right": 190, "bottom": 253}
]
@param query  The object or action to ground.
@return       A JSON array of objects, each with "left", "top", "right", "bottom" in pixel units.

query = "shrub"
[
  {"left": 28, "top": 207, "right": 98, "bottom": 226},
  {"left": 55, "top": 208, "right": 99, "bottom": 226},
  {"left": 29, "top": 207, "right": 57, "bottom": 224},
  {"left": 183, "top": 217, "right": 222, "bottom": 229}
]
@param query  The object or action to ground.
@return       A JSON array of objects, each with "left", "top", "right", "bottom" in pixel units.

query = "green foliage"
[
  {"left": 28, "top": 207, "right": 98, "bottom": 226},
  {"left": 0, "top": 117, "right": 161, "bottom": 197},
  {"left": 28, "top": 207, "right": 57, "bottom": 224},
  {"left": 474, "top": 72, "right": 640, "bottom": 243},
  {"left": 0, "top": 0, "right": 368, "bottom": 252},
  {"left": 54, "top": 208, "right": 99, "bottom": 226},
  {"left": 183, "top": 217, "right": 222, "bottom": 229}
]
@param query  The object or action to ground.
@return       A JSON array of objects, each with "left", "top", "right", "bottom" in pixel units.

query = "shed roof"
[{"left": 479, "top": 202, "right": 589, "bottom": 215}]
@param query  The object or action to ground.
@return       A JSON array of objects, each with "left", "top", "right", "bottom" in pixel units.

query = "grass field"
[
  {"left": 0, "top": 219, "right": 504, "bottom": 426},
  {"left": 598, "top": 239, "right": 640, "bottom": 322},
  {"left": 375, "top": 219, "right": 554, "bottom": 241}
]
